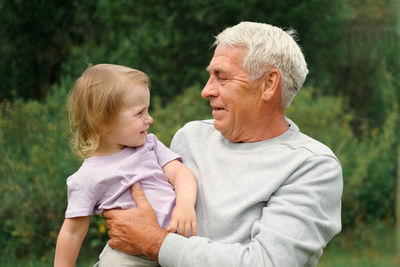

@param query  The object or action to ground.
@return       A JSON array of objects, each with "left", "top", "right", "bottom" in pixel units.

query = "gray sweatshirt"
[{"left": 159, "top": 119, "right": 342, "bottom": 267}]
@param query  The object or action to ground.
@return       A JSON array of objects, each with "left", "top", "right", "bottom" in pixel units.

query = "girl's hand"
[{"left": 167, "top": 204, "right": 197, "bottom": 237}]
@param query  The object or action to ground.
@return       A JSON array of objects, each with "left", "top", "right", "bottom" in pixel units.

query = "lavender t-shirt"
[{"left": 65, "top": 134, "right": 180, "bottom": 229}]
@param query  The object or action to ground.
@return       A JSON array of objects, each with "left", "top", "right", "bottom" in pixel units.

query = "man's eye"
[{"left": 216, "top": 74, "right": 226, "bottom": 80}]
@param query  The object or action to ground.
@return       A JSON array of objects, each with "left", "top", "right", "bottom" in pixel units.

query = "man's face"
[{"left": 201, "top": 45, "right": 263, "bottom": 142}]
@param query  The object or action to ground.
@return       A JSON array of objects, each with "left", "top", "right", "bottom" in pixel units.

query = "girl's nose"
[{"left": 145, "top": 114, "right": 153, "bottom": 125}]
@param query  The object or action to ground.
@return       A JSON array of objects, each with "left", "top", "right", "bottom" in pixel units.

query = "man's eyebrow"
[{"left": 206, "top": 66, "right": 224, "bottom": 75}]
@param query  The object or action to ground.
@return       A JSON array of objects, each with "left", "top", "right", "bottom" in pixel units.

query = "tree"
[{"left": 0, "top": 0, "right": 102, "bottom": 100}]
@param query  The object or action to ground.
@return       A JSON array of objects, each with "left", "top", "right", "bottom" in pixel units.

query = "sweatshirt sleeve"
[{"left": 158, "top": 154, "right": 343, "bottom": 267}]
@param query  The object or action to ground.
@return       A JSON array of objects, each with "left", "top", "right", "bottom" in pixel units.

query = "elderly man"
[{"left": 103, "top": 21, "right": 343, "bottom": 266}]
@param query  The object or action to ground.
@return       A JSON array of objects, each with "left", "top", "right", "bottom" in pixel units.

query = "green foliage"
[
  {"left": 333, "top": 0, "right": 400, "bottom": 127},
  {"left": 0, "top": 0, "right": 102, "bottom": 99},
  {"left": 319, "top": 225, "right": 397, "bottom": 267},
  {"left": 2, "top": 0, "right": 399, "bottom": 132},
  {"left": 0, "top": 78, "right": 107, "bottom": 259},
  {"left": 0, "top": 0, "right": 399, "bottom": 260},
  {"left": 58, "top": 0, "right": 356, "bottom": 102},
  {"left": 149, "top": 84, "right": 211, "bottom": 146},
  {"left": 0, "top": 249, "right": 97, "bottom": 267},
  {"left": 287, "top": 86, "right": 398, "bottom": 229}
]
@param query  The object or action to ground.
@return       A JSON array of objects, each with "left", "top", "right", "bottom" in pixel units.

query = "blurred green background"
[{"left": 0, "top": 0, "right": 399, "bottom": 266}]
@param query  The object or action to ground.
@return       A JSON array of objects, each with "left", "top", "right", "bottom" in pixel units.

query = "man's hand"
[{"left": 103, "top": 183, "right": 169, "bottom": 260}]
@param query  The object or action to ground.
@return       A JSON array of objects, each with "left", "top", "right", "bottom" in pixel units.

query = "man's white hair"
[{"left": 213, "top": 21, "right": 308, "bottom": 108}]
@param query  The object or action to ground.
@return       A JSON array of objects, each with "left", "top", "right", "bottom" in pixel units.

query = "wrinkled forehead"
[{"left": 207, "top": 45, "right": 247, "bottom": 72}]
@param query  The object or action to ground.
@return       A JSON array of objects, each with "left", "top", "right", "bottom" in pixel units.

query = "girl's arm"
[
  {"left": 163, "top": 160, "right": 197, "bottom": 237},
  {"left": 54, "top": 216, "right": 91, "bottom": 267}
]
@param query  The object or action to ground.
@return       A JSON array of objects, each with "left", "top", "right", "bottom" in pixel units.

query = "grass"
[
  {"left": 0, "top": 249, "right": 98, "bottom": 267},
  {"left": 318, "top": 226, "right": 398, "bottom": 267}
]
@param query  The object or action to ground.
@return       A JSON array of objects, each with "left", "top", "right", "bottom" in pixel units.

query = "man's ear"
[{"left": 259, "top": 69, "right": 281, "bottom": 102}]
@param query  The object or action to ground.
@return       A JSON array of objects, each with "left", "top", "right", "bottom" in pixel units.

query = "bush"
[
  {"left": 287, "top": 87, "right": 398, "bottom": 229},
  {"left": 0, "top": 78, "right": 108, "bottom": 259},
  {"left": 0, "top": 0, "right": 102, "bottom": 100},
  {"left": 149, "top": 84, "right": 211, "bottom": 145},
  {"left": 0, "top": 88, "right": 74, "bottom": 255}
]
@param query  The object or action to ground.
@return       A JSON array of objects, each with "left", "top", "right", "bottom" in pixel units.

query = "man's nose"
[{"left": 201, "top": 78, "right": 218, "bottom": 99}]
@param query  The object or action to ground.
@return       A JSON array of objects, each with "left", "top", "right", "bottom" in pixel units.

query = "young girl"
[{"left": 54, "top": 64, "right": 197, "bottom": 267}]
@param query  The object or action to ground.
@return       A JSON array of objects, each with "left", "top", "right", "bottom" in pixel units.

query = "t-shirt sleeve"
[
  {"left": 149, "top": 134, "right": 182, "bottom": 167},
  {"left": 65, "top": 174, "right": 97, "bottom": 218}
]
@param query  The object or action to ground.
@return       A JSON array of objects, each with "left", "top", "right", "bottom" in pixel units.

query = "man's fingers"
[
  {"left": 103, "top": 209, "right": 118, "bottom": 219},
  {"left": 130, "top": 182, "right": 150, "bottom": 208},
  {"left": 107, "top": 237, "right": 121, "bottom": 251}
]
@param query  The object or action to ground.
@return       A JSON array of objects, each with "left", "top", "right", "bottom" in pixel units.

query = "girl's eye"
[{"left": 136, "top": 109, "right": 147, "bottom": 116}]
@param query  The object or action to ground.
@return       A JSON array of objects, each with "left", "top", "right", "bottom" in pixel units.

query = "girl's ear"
[{"left": 259, "top": 69, "right": 281, "bottom": 102}]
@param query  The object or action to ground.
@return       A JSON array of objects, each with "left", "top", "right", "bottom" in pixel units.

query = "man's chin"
[
  {"left": 213, "top": 121, "right": 227, "bottom": 135},
  {"left": 213, "top": 120, "right": 221, "bottom": 130}
]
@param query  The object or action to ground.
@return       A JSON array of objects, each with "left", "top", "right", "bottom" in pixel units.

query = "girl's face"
[{"left": 96, "top": 84, "right": 153, "bottom": 156}]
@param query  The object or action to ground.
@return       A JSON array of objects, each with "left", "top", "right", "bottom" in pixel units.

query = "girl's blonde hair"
[{"left": 68, "top": 64, "right": 149, "bottom": 158}]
